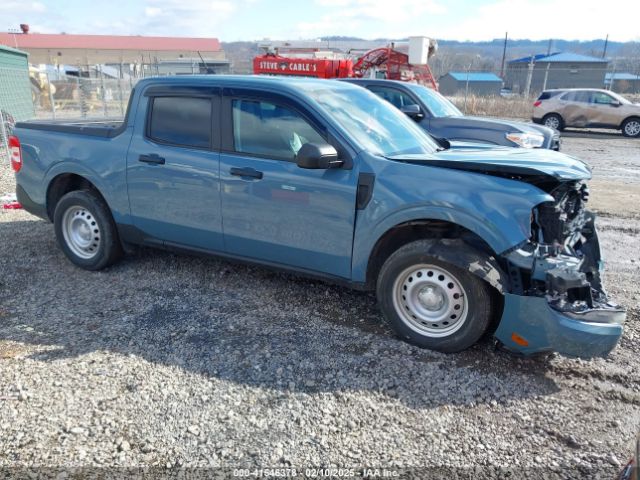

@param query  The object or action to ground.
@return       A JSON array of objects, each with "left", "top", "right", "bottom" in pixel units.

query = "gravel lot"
[{"left": 1, "top": 136, "right": 639, "bottom": 479}]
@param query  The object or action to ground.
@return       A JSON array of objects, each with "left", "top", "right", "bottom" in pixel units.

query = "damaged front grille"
[{"left": 532, "top": 181, "right": 589, "bottom": 248}]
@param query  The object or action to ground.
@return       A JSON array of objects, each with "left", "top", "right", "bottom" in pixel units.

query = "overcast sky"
[{"left": 2, "top": 0, "right": 639, "bottom": 42}]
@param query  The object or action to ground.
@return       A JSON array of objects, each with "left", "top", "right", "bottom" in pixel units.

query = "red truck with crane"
[{"left": 252, "top": 37, "right": 439, "bottom": 90}]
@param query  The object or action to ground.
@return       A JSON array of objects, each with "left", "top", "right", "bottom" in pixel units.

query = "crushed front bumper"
[
  {"left": 494, "top": 211, "right": 625, "bottom": 358},
  {"left": 495, "top": 294, "right": 624, "bottom": 358}
]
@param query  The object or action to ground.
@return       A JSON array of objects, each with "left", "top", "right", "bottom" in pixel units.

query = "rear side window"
[
  {"left": 537, "top": 91, "right": 563, "bottom": 100},
  {"left": 232, "top": 99, "right": 325, "bottom": 160},
  {"left": 148, "top": 96, "right": 212, "bottom": 148},
  {"left": 561, "top": 91, "right": 590, "bottom": 103}
]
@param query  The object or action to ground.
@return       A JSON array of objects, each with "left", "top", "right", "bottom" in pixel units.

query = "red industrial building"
[{"left": 0, "top": 26, "right": 228, "bottom": 75}]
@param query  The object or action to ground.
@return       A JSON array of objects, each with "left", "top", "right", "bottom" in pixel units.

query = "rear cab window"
[{"left": 148, "top": 96, "right": 212, "bottom": 149}]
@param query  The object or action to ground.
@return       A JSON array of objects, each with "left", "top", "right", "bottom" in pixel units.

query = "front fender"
[{"left": 351, "top": 155, "right": 553, "bottom": 283}]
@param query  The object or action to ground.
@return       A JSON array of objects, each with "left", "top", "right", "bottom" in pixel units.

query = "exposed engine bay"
[{"left": 505, "top": 180, "right": 624, "bottom": 323}]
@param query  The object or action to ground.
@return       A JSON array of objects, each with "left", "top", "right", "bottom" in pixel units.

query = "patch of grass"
[{"left": 448, "top": 94, "right": 535, "bottom": 119}]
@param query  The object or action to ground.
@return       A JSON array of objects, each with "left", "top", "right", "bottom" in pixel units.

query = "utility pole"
[
  {"left": 524, "top": 55, "right": 535, "bottom": 97},
  {"left": 546, "top": 39, "right": 553, "bottom": 56},
  {"left": 464, "top": 62, "right": 471, "bottom": 114},
  {"left": 500, "top": 32, "right": 508, "bottom": 78},
  {"left": 602, "top": 34, "right": 609, "bottom": 58},
  {"left": 608, "top": 59, "right": 617, "bottom": 91},
  {"left": 542, "top": 63, "right": 551, "bottom": 91}
]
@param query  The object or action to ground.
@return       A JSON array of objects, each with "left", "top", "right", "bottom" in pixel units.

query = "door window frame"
[
  {"left": 220, "top": 88, "right": 353, "bottom": 168},
  {"left": 142, "top": 86, "right": 221, "bottom": 151},
  {"left": 227, "top": 97, "right": 327, "bottom": 162},
  {"left": 366, "top": 85, "right": 418, "bottom": 109}
]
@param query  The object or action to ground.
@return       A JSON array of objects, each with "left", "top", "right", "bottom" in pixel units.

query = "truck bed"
[{"left": 15, "top": 119, "right": 126, "bottom": 138}]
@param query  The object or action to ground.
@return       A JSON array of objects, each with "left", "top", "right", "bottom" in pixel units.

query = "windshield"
[
  {"left": 411, "top": 86, "right": 463, "bottom": 117},
  {"left": 301, "top": 84, "right": 440, "bottom": 156}
]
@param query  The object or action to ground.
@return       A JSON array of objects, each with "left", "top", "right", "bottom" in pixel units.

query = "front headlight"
[{"left": 505, "top": 132, "right": 545, "bottom": 148}]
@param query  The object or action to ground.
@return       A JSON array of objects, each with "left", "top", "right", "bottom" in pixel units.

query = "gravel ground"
[{"left": 0, "top": 138, "right": 639, "bottom": 479}]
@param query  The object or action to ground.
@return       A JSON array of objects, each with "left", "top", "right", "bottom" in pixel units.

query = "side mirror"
[
  {"left": 611, "top": 100, "right": 621, "bottom": 107},
  {"left": 295, "top": 143, "right": 343, "bottom": 169},
  {"left": 400, "top": 104, "right": 424, "bottom": 120}
]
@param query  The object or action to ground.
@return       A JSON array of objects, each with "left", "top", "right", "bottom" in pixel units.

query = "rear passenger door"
[
  {"left": 559, "top": 91, "right": 591, "bottom": 127},
  {"left": 126, "top": 86, "right": 224, "bottom": 251},
  {"left": 219, "top": 90, "right": 358, "bottom": 278}
]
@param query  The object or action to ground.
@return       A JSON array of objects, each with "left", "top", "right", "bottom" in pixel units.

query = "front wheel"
[
  {"left": 376, "top": 240, "right": 493, "bottom": 353},
  {"left": 53, "top": 190, "right": 122, "bottom": 270},
  {"left": 622, "top": 118, "right": 640, "bottom": 138}
]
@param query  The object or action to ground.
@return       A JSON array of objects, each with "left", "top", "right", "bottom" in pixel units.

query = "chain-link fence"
[
  {"left": 0, "top": 65, "right": 34, "bottom": 160},
  {"left": 0, "top": 66, "right": 139, "bottom": 163},
  {"left": 32, "top": 72, "right": 136, "bottom": 120}
]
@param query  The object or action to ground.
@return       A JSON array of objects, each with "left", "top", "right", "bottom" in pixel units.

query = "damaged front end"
[{"left": 495, "top": 180, "right": 625, "bottom": 358}]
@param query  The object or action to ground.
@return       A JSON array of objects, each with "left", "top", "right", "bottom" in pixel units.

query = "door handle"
[
  {"left": 230, "top": 167, "right": 263, "bottom": 179},
  {"left": 139, "top": 154, "right": 165, "bottom": 165}
]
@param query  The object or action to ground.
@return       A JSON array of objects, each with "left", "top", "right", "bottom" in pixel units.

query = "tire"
[
  {"left": 542, "top": 113, "right": 564, "bottom": 131},
  {"left": 621, "top": 117, "right": 640, "bottom": 138},
  {"left": 53, "top": 189, "right": 122, "bottom": 270},
  {"left": 376, "top": 240, "right": 493, "bottom": 353}
]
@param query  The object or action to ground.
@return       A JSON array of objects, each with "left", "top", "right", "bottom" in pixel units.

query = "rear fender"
[{"left": 43, "top": 162, "right": 128, "bottom": 224}]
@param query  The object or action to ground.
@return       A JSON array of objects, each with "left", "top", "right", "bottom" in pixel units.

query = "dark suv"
[{"left": 342, "top": 79, "right": 561, "bottom": 150}]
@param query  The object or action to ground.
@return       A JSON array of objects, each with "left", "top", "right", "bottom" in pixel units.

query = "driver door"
[
  {"left": 219, "top": 92, "right": 359, "bottom": 278},
  {"left": 588, "top": 91, "right": 621, "bottom": 128}
]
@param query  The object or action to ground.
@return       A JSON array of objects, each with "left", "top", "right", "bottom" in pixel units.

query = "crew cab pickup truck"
[{"left": 11, "top": 76, "right": 625, "bottom": 357}]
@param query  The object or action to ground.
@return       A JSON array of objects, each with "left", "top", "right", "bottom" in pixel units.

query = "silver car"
[{"left": 532, "top": 88, "right": 640, "bottom": 138}]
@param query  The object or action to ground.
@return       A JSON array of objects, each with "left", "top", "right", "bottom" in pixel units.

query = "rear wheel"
[
  {"left": 376, "top": 240, "right": 493, "bottom": 353},
  {"left": 53, "top": 190, "right": 122, "bottom": 270},
  {"left": 542, "top": 113, "right": 564, "bottom": 131},
  {"left": 621, "top": 118, "right": 640, "bottom": 138}
]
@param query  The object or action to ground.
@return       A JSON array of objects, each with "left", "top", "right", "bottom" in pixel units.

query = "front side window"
[
  {"left": 232, "top": 99, "right": 325, "bottom": 160},
  {"left": 148, "top": 96, "right": 212, "bottom": 148},
  {"left": 410, "top": 87, "right": 462, "bottom": 118},
  {"left": 591, "top": 92, "right": 615, "bottom": 105},
  {"left": 368, "top": 86, "right": 415, "bottom": 109}
]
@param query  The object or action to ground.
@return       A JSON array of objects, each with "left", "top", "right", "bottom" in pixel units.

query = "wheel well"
[
  {"left": 620, "top": 116, "right": 640, "bottom": 129},
  {"left": 46, "top": 174, "right": 104, "bottom": 220},
  {"left": 366, "top": 219, "right": 497, "bottom": 288}
]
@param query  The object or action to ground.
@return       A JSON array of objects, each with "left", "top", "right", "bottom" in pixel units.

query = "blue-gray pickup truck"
[{"left": 10, "top": 76, "right": 625, "bottom": 357}]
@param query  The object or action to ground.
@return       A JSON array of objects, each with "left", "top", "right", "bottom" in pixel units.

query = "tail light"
[
  {"left": 9, "top": 135, "right": 22, "bottom": 172},
  {"left": 533, "top": 100, "right": 542, "bottom": 107}
]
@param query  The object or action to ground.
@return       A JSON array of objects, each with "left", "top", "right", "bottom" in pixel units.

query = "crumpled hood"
[{"left": 389, "top": 147, "right": 591, "bottom": 184}]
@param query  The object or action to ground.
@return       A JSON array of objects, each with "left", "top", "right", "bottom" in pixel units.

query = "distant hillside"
[
  {"left": 223, "top": 37, "right": 640, "bottom": 77},
  {"left": 320, "top": 36, "right": 633, "bottom": 57}
]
